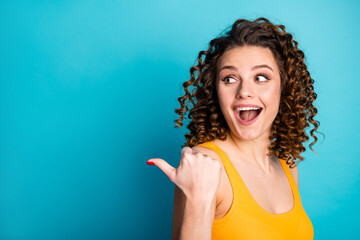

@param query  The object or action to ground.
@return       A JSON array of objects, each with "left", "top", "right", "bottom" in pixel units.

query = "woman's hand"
[{"left": 148, "top": 147, "right": 222, "bottom": 204}]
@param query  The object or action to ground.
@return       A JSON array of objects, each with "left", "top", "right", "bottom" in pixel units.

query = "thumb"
[
  {"left": 181, "top": 146, "right": 193, "bottom": 156},
  {"left": 148, "top": 158, "right": 176, "bottom": 183}
]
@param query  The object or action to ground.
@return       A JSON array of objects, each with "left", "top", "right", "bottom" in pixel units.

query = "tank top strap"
[
  {"left": 277, "top": 158, "right": 302, "bottom": 202},
  {"left": 197, "top": 142, "right": 243, "bottom": 192},
  {"left": 197, "top": 142, "right": 237, "bottom": 175}
]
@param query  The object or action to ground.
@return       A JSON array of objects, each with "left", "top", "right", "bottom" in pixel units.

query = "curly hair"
[{"left": 175, "top": 17, "right": 320, "bottom": 168}]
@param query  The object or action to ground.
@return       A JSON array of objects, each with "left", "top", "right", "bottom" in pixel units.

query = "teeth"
[{"left": 236, "top": 107, "right": 260, "bottom": 111}]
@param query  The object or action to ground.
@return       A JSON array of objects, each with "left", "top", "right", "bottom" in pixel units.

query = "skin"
[
  {"left": 148, "top": 46, "right": 299, "bottom": 240},
  {"left": 216, "top": 45, "right": 282, "bottom": 170}
]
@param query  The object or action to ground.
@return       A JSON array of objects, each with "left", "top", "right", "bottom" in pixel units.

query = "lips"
[{"left": 233, "top": 104, "right": 263, "bottom": 126}]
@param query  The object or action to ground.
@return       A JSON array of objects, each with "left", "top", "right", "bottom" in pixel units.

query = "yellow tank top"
[{"left": 198, "top": 142, "right": 314, "bottom": 240}]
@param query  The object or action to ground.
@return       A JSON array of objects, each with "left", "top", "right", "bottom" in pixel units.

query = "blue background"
[{"left": 1, "top": 0, "right": 359, "bottom": 239}]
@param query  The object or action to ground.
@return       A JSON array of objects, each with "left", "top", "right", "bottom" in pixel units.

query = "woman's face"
[{"left": 216, "top": 46, "right": 281, "bottom": 141}]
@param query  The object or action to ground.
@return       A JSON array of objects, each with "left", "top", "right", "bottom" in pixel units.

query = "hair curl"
[{"left": 175, "top": 17, "right": 321, "bottom": 168}]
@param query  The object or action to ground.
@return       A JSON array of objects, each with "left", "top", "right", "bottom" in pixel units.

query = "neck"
[{"left": 228, "top": 131, "right": 274, "bottom": 173}]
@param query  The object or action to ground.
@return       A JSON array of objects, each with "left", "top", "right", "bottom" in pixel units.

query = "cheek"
[
  {"left": 217, "top": 95, "right": 228, "bottom": 115},
  {"left": 217, "top": 88, "right": 233, "bottom": 117},
  {"left": 217, "top": 88, "right": 233, "bottom": 107},
  {"left": 260, "top": 86, "right": 281, "bottom": 110}
]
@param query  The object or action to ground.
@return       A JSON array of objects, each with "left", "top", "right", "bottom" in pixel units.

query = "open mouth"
[
  {"left": 239, "top": 108, "right": 262, "bottom": 121},
  {"left": 234, "top": 106, "right": 263, "bottom": 125}
]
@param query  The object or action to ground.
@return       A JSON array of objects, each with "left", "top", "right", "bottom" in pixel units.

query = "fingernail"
[{"left": 147, "top": 161, "right": 155, "bottom": 165}]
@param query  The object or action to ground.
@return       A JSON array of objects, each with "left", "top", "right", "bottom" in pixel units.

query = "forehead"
[{"left": 218, "top": 46, "right": 279, "bottom": 71}]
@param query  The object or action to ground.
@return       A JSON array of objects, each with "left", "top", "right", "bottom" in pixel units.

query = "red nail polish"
[{"left": 147, "top": 161, "right": 155, "bottom": 165}]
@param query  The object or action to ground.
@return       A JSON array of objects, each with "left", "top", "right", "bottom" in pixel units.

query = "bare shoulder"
[{"left": 289, "top": 164, "right": 299, "bottom": 188}]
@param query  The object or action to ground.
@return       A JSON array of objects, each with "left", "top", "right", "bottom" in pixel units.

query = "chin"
[{"left": 231, "top": 123, "right": 271, "bottom": 142}]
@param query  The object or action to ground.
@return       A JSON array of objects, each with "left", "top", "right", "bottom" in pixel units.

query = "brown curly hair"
[{"left": 175, "top": 17, "right": 320, "bottom": 168}]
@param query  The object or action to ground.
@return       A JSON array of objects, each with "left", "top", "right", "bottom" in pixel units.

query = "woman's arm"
[
  {"left": 171, "top": 185, "right": 216, "bottom": 240},
  {"left": 148, "top": 147, "right": 221, "bottom": 240}
]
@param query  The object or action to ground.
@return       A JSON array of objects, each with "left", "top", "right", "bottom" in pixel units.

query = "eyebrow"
[
  {"left": 219, "top": 64, "right": 273, "bottom": 72},
  {"left": 219, "top": 65, "right": 237, "bottom": 72},
  {"left": 251, "top": 64, "right": 273, "bottom": 72}
]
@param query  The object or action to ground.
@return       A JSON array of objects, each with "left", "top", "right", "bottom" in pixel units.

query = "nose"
[{"left": 236, "top": 80, "right": 254, "bottom": 99}]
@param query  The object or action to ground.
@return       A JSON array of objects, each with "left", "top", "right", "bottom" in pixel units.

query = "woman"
[{"left": 148, "top": 17, "right": 319, "bottom": 240}]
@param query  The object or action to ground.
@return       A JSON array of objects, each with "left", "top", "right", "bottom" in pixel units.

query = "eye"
[
  {"left": 255, "top": 75, "right": 270, "bottom": 82},
  {"left": 221, "top": 76, "right": 237, "bottom": 84}
]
